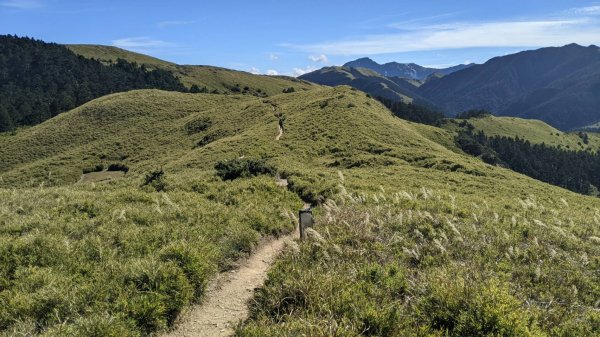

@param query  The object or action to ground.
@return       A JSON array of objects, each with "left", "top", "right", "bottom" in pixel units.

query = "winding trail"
[
  {"left": 164, "top": 176, "right": 305, "bottom": 337},
  {"left": 275, "top": 125, "right": 283, "bottom": 141},
  {"left": 163, "top": 101, "right": 305, "bottom": 336},
  {"left": 270, "top": 104, "right": 283, "bottom": 141},
  {"left": 163, "top": 233, "right": 296, "bottom": 337}
]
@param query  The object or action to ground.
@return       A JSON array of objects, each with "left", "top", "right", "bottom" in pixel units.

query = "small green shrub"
[
  {"left": 215, "top": 158, "right": 275, "bottom": 181},
  {"left": 107, "top": 163, "right": 129, "bottom": 173},
  {"left": 141, "top": 169, "right": 166, "bottom": 191},
  {"left": 283, "top": 87, "right": 295, "bottom": 93},
  {"left": 185, "top": 117, "right": 212, "bottom": 135},
  {"left": 287, "top": 174, "right": 336, "bottom": 204},
  {"left": 159, "top": 243, "right": 217, "bottom": 299},
  {"left": 82, "top": 164, "right": 104, "bottom": 174},
  {"left": 418, "top": 278, "right": 544, "bottom": 337}
]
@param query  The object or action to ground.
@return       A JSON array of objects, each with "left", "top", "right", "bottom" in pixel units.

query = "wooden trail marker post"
[{"left": 299, "top": 207, "right": 314, "bottom": 240}]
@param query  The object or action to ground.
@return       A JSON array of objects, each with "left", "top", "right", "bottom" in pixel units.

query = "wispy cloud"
[
  {"left": 567, "top": 5, "right": 600, "bottom": 15},
  {"left": 248, "top": 67, "right": 260, "bottom": 74},
  {"left": 112, "top": 37, "right": 172, "bottom": 50},
  {"left": 157, "top": 20, "right": 195, "bottom": 29},
  {"left": 1, "top": 0, "right": 42, "bottom": 9},
  {"left": 308, "top": 54, "right": 328, "bottom": 63},
  {"left": 293, "top": 66, "right": 318, "bottom": 77},
  {"left": 284, "top": 18, "right": 600, "bottom": 55},
  {"left": 266, "top": 69, "right": 278, "bottom": 75},
  {"left": 387, "top": 12, "right": 458, "bottom": 29},
  {"left": 268, "top": 53, "right": 279, "bottom": 61}
]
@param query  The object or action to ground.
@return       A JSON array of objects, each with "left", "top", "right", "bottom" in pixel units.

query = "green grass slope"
[
  {"left": 442, "top": 115, "right": 600, "bottom": 151},
  {"left": 67, "top": 44, "right": 317, "bottom": 96},
  {"left": 0, "top": 87, "right": 598, "bottom": 336},
  {"left": 67, "top": 44, "right": 177, "bottom": 69}
]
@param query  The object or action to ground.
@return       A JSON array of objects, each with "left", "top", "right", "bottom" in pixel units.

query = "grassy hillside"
[
  {"left": 67, "top": 44, "right": 317, "bottom": 96},
  {"left": 441, "top": 115, "right": 600, "bottom": 151},
  {"left": 0, "top": 87, "right": 598, "bottom": 336},
  {"left": 67, "top": 44, "right": 177, "bottom": 69}
]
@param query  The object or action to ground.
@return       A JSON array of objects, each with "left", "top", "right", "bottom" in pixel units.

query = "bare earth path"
[
  {"left": 163, "top": 229, "right": 297, "bottom": 337},
  {"left": 163, "top": 116, "right": 306, "bottom": 336},
  {"left": 275, "top": 124, "right": 283, "bottom": 140}
]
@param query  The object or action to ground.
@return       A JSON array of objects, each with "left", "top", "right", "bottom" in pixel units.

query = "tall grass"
[
  {"left": 238, "top": 183, "right": 599, "bottom": 336},
  {"left": 0, "top": 174, "right": 301, "bottom": 336}
]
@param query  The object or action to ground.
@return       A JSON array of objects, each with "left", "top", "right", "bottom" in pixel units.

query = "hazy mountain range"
[
  {"left": 343, "top": 57, "right": 474, "bottom": 80},
  {"left": 302, "top": 44, "right": 600, "bottom": 130}
]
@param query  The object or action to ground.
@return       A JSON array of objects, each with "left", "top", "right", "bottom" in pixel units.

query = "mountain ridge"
[
  {"left": 344, "top": 57, "right": 475, "bottom": 80},
  {"left": 417, "top": 43, "right": 600, "bottom": 130}
]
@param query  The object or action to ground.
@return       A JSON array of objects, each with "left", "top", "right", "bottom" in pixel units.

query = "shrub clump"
[
  {"left": 215, "top": 158, "right": 276, "bottom": 181},
  {"left": 185, "top": 117, "right": 212, "bottom": 135},
  {"left": 107, "top": 163, "right": 129, "bottom": 173},
  {"left": 142, "top": 169, "right": 167, "bottom": 191},
  {"left": 82, "top": 164, "right": 104, "bottom": 174}
]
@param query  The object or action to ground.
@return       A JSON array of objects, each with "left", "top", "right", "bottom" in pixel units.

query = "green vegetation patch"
[{"left": 238, "top": 184, "right": 600, "bottom": 336}]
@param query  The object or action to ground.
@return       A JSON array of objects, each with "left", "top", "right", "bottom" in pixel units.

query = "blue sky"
[{"left": 1, "top": 0, "right": 600, "bottom": 76}]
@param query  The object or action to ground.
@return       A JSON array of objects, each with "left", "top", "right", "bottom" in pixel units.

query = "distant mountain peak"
[
  {"left": 417, "top": 43, "right": 600, "bottom": 130},
  {"left": 343, "top": 58, "right": 474, "bottom": 80}
]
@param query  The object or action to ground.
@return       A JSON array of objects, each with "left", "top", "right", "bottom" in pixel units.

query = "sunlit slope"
[
  {"left": 442, "top": 115, "right": 600, "bottom": 151},
  {"left": 0, "top": 86, "right": 488, "bottom": 189},
  {"left": 67, "top": 44, "right": 317, "bottom": 95},
  {"left": 0, "top": 86, "right": 593, "bottom": 205},
  {"left": 2, "top": 86, "right": 600, "bottom": 336},
  {"left": 67, "top": 44, "right": 177, "bottom": 68}
]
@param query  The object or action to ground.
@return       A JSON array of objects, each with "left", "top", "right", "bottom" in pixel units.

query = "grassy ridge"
[
  {"left": 1, "top": 86, "right": 599, "bottom": 336},
  {"left": 442, "top": 115, "right": 600, "bottom": 151},
  {"left": 67, "top": 44, "right": 317, "bottom": 95}
]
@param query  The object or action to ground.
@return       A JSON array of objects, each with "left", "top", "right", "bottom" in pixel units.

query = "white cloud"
[
  {"left": 568, "top": 6, "right": 600, "bottom": 15},
  {"left": 112, "top": 37, "right": 171, "bottom": 49},
  {"left": 308, "top": 54, "right": 329, "bottom": 63},
  {"left": 249, "top": 67, "right": 260, "bottom": 74},
  {"left": 268, "top": 53, "right": 279, "bottom": 61},
  {"left": 266, "top": 69, "right": 279, "bottom": 76},
  {"left": 293, "top": 66, "right": 318, "bottom": 77},
  {"left": 157, "top": 20, "right": 195, "bottom": 29},
  {"left": 1, "top": 0, "right": 42, "bottom": 9},
  {"left": 284, "top": 19, "right": 600, "bottom": 55}
]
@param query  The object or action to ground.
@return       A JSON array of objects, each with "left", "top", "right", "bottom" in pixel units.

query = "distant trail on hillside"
[
  {"left": 163, "top": 233, "right": 296, "bottom": 337},
  {"left": 269, "top": 103, "right": 284, "bottom": 141}
]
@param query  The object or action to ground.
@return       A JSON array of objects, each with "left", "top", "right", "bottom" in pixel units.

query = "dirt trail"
[
  {"left": 270, "top": 104, "right": 283, "bottom": 141},
  {"left": 164, "top": 101, "right": 307, "bottom": 336},
  {"left": 275, "top": 125, "right": 283, "bottom": 140},
  {"left": 163, "top": 232, "right": 295, "bottom": 337}
]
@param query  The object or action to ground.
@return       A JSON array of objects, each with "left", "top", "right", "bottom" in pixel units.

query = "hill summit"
[{"left": 343, "top": 57, "right": 474, "bottom": 80}]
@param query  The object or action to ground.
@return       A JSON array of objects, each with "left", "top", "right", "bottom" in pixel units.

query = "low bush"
[
  {"left": 82, "top": 164, "right": 104, "bottom": 174},
  {"left": 215, "top": 158, "right": 276, "bottom": 181},
  {"left": 141, "top": 169, "right": 167, "bottom": 191},
  {"left": 185, "top": 117, "right": 212, "bottom": 135},
  {"left": 107, "top": 163, "right": 129, "bottom": 173}
]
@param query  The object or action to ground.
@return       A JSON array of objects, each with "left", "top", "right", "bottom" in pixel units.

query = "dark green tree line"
[
  {"left": 0, "top": 35, "right": 187, "bottom": 131},
  {"left": 377, "top": 97, "right": 445, "bottom": 125},
  {"left": 457, "top": 129, "right": 600, "bottom": 195}
]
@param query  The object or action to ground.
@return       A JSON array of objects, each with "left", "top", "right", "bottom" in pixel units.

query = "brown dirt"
[{"left": 163, "top": 233, "right": 296, "bottom": 337}]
